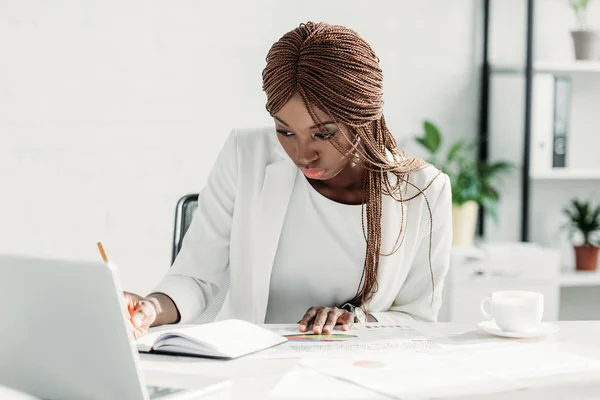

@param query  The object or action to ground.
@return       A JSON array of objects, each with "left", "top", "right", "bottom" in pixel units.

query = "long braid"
[{"left": 262, "top": 22, "right": 439, "bottom": 309}]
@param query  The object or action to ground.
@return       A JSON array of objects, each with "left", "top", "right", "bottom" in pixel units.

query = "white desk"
[{"left": 140, "top": 321, "right": 600, "bottom": 400}]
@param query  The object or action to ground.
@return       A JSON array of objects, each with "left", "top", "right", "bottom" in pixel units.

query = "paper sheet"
[
  {"left": 443, "top": 345, "right": 600, "bottom": 380},
  {"left": 269, "top": 366, "right": 389, "bottom": 400},
  {"left": 299, "top": 343, "right": 600, "bottom": 400},
  {"left": 265, "top": 324, "right": 421, "bottom": 338},
  {"left": 251, "top": 324, "right": 436, "bottom": 359}
]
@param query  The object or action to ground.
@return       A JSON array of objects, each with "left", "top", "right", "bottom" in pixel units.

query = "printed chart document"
[
  {"left": 299, "top": 343, "right": 600, "bottom": 399},
  {"left": 252, "top": 323, "right": 435, "bottom": 359},
  {"left": 136, "top": 319, "right": 287, "bottom": 359}
]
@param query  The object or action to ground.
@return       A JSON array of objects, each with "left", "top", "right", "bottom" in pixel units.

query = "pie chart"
[
  {"left": 283, "top": 333, "right": 358, "bottom": 342},
  {"left": 353, "top": 360, "right": 387, "bottom": 369}
]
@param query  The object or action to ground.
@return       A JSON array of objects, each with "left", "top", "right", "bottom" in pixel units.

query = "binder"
[{"left": 552, "top": 76, "right": 572, "bottom": 168}]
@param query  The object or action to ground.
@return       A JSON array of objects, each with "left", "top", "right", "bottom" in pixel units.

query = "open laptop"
[{"left": 0, "top": 255, "right": 231, "bottom": 400}]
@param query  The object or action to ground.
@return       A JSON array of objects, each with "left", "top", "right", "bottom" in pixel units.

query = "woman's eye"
[
  {"left": 314, "top": 131, "right": 337, "bottom": 140},
  {"left": 277, "top": 130, "right": 295, "bottom": 137}
]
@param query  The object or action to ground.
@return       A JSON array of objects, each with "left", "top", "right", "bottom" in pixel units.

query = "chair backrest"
[
  {"left": 172, "top": 194, "right": 199, "bottom": 264},
  {"left": 171, "top": 194, "right": 229, "bottom": 324}
]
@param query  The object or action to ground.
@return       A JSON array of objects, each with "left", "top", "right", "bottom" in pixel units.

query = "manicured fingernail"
[
  {"left": 299, "top": 324, "right": 306, "bottom": 331},
  {"left": 343, "top": 324, "right": 349, "bottom": 330},
  {"left": 314, "top": 326, "right": 321, "bottom": 333},
  {"left": 324, "top": 325, "right": 331, "bottom": 332}
]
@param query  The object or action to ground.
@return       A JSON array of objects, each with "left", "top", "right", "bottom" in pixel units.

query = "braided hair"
[{"left": 262, "top": 22, "right": 438, "bottom": 309}]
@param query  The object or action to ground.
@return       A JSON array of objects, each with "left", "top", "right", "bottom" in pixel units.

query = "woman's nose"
[{"left": 296, "top": 143, "right": 318, "bottom": 165}]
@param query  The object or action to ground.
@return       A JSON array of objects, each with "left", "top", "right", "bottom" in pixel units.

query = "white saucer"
[{"left": 477, "top": 320, "right": 560, "bottom": 338}]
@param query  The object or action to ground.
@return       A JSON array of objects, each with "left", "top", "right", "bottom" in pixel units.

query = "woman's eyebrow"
[
  {"left": 273, "top": 116, "right": 290, "bottom": 126},
  {"left": 309, "top": 121, "right": 336, "bottom": 129},
  {"left": 274, "top": 115, "right": 336, "bottom": 130}
]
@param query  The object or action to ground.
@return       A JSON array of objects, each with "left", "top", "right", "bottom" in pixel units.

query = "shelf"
[
  {"left": 531, "top": 169, "right": 600, "bottom": 180},
  {"left": 492, "top": 60, "right": 600, "bottom": 75},
  {"left": 560, "top": 269, "right": 600, "bottom": 287}
]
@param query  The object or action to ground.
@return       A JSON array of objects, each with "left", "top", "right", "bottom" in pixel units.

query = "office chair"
[
  {"left": 172, "top": 194, "right": 230, "bottom": 324},
  {"left": 172, "top": 194, "right": 199, "bottom": 263}
]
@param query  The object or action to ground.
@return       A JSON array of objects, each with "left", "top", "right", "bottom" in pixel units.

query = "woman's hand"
[
  {"left": 298, "top": 306, "right": 354, "bottom": 334},
  {"left": 123, "top": 292, "right": 159, "bottom": 339}
]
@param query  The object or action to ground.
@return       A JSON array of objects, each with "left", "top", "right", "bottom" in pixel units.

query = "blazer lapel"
[{"left": 252, "top": 147, "right": 297, "bottom": 323}]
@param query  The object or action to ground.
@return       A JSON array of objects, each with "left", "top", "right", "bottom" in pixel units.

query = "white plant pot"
[
  {"left": 452, "top": 201, "right": 479, "bottom": 246},
  {"left": 571, "top": 30, "right": 600, "bottom": 60}
]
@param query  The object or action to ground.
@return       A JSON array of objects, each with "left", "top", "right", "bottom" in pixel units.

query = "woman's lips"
[{"left": 301, "top": 168, "right": 326, "bottom": 179}]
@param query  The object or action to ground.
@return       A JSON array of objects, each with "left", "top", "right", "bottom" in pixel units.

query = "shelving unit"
[
  {"left": 492, "top": 60, "right": 600, "bottom": 75},
  {"left": 560, "top": 269, "right": 600, "bottom": 287},
  {"left": 481, "top": 0, "right": 600, "bottom": 242},
  {"left": 479, "top": 1, "right": 600, "bottom": 309},
  {"left": 532, "top": 169, "right": 600, "bottom": 180}
]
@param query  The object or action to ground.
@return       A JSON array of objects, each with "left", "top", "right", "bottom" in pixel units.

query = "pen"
[
  {"left": 97, "top": 242, "right": 109, "bottom": 264},
  {"left": 97, "top": 241, "right": 146, "bottom": 327}
]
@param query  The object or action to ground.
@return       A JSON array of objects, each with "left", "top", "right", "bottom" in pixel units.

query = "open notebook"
[{"left": 136, "top": 319, "right": 287, "bottom": 359}]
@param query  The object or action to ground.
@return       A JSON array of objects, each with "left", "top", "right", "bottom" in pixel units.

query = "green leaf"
[
  {"left": 481, "top": 186, "right": 500, "bottom": 201},
  {"left": 563, "top": 198, "right": 600, "bottom": 244},
  {"left": 570, "top": 0, "right": 588, "bottom": 11},
  {"left": 480, "top": 197, "right": 499, "bottom": 223},
  {"left": 563, "top": 208, "right": 575, "bottom": 221},
  {"left": 447, "top": 140, "right": 465, "bottom": 163},
  {"left": 415, "top": 137, "right": 429, "bottom": 151},
  {"left": 423, "top": 121, "right": 442, "bottom": 154},
  {"left": 478, "top": 161, "right": 513, "bottom": 181},
  {"left": 415, "top": 119, "right": 513, "bottom": 224},
  {"left": 452, "top": 167, "right": 481, "bottom": 204},
  {"left": 488, "top": 161, "right": 513, "bottom": 173}
]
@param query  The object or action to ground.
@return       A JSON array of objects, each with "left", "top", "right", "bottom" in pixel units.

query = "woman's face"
[{"left": 273, "top": 93, "right": 357, "bottom": 181}]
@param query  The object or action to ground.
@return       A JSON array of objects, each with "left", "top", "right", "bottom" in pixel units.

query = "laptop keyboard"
[{"left": 146, "top": 385, "right": 187, "bottom": 399}]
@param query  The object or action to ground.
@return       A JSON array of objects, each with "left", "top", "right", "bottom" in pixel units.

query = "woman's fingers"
[
  {"left": 132, "top": 300, "right": 157, "bottom": 328},
  {"left": 123, "top": 292, "right": 144, "bottom": 322},
  {"left": 126, "top": 319, "right": 148, "bottom": 340},
  {"left": 122, "top": 292, "right": 155, "bottom": 338},
  {"left": 299, "top": 308, "right": 318, "bottom": 332},
  {"left": 312, "top": 308, "right": 330, "bottom": 334},
  {"left": 323, "top": 308, "right": 344, "bottom": 333},
  {"left": 337, "top": 311, "right": 355, "bottom": 331},
  {"left": 300, "top": 307, "right": 357, "bottom": 334}
]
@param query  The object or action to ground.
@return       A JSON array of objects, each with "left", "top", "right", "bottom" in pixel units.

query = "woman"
[{"left": 125, "top": 22, "right": 452, "bottom": 339}]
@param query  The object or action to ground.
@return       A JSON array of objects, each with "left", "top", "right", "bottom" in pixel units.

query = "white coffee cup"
[{"left": 480, "top": 291, "right": 544, "bottom": 333}]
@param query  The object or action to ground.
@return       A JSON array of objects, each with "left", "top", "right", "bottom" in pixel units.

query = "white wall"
[{"left": 0, "top": 0, "right": 479, "bottom": 294}]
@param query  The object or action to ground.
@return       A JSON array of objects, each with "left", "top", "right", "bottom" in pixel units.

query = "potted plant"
[
  {"left": 415, "top": 121, "right": 513, "bottom": 245},
  {"left": 563, "top": 199, "right": 600, "bottom": 271},
  {"left": 569, "top": 0, "right": 600, "bottom": 60}
]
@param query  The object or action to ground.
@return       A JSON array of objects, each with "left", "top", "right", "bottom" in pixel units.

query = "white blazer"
[{"left": 154, "top": 127, "right": 452, "bottom": 325}]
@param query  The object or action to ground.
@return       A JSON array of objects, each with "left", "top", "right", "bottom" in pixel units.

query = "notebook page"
[
  {"left": 135, "top": 324, "right": 198, "bottom": 352},
  {"left": 137, "top": 320, "right": 286, "bottom": 358}
]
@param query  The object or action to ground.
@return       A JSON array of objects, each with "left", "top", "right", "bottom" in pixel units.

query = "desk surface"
[{"left": 140, "top": 321, "right": 600, "bottom": 400}]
